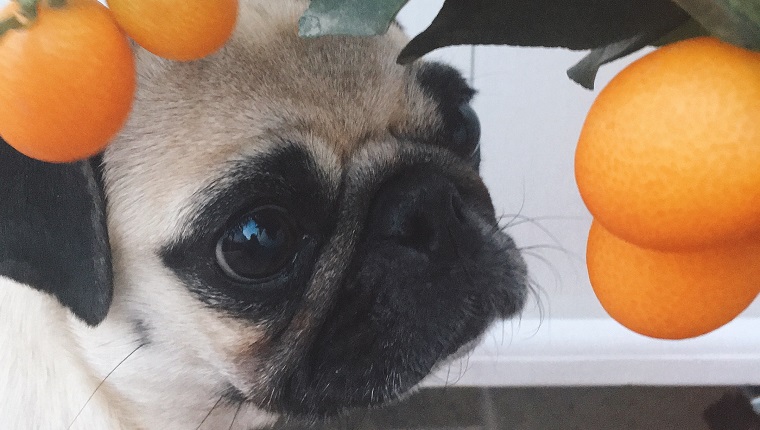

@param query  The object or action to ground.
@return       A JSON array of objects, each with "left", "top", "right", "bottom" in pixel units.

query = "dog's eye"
[
  {"left": 216, "top": 206, "right": 298, "bottom": 281},
  {"left": 450, "top": 104, "right": 481, "bottom": 158}
]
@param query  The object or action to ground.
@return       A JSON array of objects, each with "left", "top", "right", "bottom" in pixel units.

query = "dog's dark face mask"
[
  {"left": 0, "top": 4, "right": 528, "bottom": 421},
  {"left": 274, "top": 154, "right": 527, "bottom": 416}
]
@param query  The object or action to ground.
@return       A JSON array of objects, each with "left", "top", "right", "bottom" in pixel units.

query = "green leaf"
[
  {"left": 567, "top": 19, "right": 710, "bottom": 89},
  {"left": 672, "top": 0, "right": 760, "bottom": 50},
  {"left": 567, "top": 36, "right": 651, "bottom": 90},
  {"left": 0, "top": 16, "right": 23, "bottom": 38},
  {"left": 652, "top": 19, "right": 710, "bottom": 46},
  {"left": 396, "top": 0, "right": 689, "bottom": 64},
  {"left": 48, "top": 0, "right": 68, "bottom": 8},
  {"left": 299, "top": 0, "right": 410, "bottom": 37},
  {"left": 296, "top": 0, "right": 758, "bottom": 90},
  {"left": 17, "top": 0, "right": 39, "bottom": 21}
]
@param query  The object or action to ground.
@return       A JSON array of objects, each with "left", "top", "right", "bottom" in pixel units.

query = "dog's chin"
[
  {"left": 270, "top": 330, "right": 495, "bottom": 418},
  {"left": 294, "top": 335, "right": 488, "bottom": 419},
  {"left": 439, "top": 332, "right": 487, "bottom": 366}
]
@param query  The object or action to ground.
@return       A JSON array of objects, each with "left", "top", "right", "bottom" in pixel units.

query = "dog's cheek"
[{"left": 111, "top": 248, "right": 271, "bottom": 377}]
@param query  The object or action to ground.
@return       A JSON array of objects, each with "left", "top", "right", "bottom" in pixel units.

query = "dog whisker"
[
  {"left": 500, "top": 213, "right": 566, "bottom": 249},
  {"left": 227, "top": 401, "right": 243, "bottom": 430},
  {"left": 497, "top": 181, "right": 528, "bottom": 230},
  {"left": 501, "top": 213, "right": 584, "bottom": 228},
  {"left": 531, "top": 277, "right": 548, "bottom": 319},
  {"left": 459, "top": 352, "right": 472, "bottom": 384},
  {"left": 523, "top": 277, "right": 549, "bottom": 337},
  {"left": 442, "top": 363, "right": 457, "bottom": 388},
  {"left": 521, "top": 250, "right": 564, "bottom": 292},
  {"left": 501, "top": 213, "right": 585, "bottom": 281},
  {"left": 67, "top": 343, "right": 145, "bottom": 429},
  {"left": 195, "top": 395, "right": 224, "bottom": 430},
  {"left": 519, "top": 243, "right": 582, "bottom": 262},
  {"left": 447, "top": 349, "right": 473, "bottom": 387},
  {"left": 523, "top": 255, "right": 558, "bottom": 320}
]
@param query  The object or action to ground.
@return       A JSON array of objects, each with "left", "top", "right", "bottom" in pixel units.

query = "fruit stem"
[
  {"left": 16, "top": 0, "right": 39, "bottom": 21},
  {"left": 0, "top": 16, "right": 23, "bottom": 37},
  {"left": 47, "top": 0, "right": 66, "bottom": 8}
]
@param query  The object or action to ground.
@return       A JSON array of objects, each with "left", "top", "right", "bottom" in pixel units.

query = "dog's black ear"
[{"left": 0, "top": 138, "right": 113, "bottom": 326}]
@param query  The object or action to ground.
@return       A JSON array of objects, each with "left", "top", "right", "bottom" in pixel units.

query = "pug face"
[{"left": 5, "top": 0, "right": 527, "bottom": 424}]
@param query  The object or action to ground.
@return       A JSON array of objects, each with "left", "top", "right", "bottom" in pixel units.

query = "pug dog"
[{"left": 0, "top": 0, "right": 527, "bottom": 428}]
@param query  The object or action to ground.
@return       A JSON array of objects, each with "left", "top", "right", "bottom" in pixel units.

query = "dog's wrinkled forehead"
[{"left": 104, "top": 0, "right": 443, "bottom": 244}]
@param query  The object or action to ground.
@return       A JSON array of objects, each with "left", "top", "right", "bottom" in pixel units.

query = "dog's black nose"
[{"left": 368, "top": 169, "right": 468, "bottom": 254}]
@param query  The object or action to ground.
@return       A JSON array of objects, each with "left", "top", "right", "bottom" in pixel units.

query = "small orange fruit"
[
  {"left": 106, "top": 0, "right": 238, "bottom": 61},
  {"left": 0, "top": 0, "right": 135, "bottom": 163},
  {"left": 576, "top": 37, "right": 760, "bottom": 251},
  {"left": 587, "top": 221, "right": 760, "bottom": 339}
]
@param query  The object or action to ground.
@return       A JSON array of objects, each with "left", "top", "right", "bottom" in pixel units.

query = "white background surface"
[{"left": 4, "top": 0, "right": 760, "bottom": 385}]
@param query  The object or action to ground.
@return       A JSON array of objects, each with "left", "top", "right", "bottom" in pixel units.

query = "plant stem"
[
  {"left": 672, "top": 0, "right": 760, "bottom": 50},
  {"left": 16, "top": 0, "right": 39, "bottom": 21}
]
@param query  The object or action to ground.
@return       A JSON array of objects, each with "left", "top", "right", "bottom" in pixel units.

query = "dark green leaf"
[
  {"left": 299, "top": 0, "right": 409, "bottom": 37},
  {"left": 567, "top": 36, "right": 651, "bottom": 90},
  {"left": 672, "top": 0, "right": 760, "bottom": 50},
  {"left": 652, "top": 19, "right": 710, "bottom": 46},
  {"left": 568, "top": 19, "right": 709, "bottom": 89},
  {"left": 17, "top": 0, "right": 38, "bottom": 21},
  {"left": 0, "top": 16, "right": 23, "bottom": 37},
  {"left": 397, "top": 0, "right": 690, "bottom": 64}
]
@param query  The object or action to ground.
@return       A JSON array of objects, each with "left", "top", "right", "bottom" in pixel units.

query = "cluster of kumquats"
[
  {"left": 0, "top": 0, "right": 238, "bottom": 162},
  {"left": 576, "top": 37, "right": 760, "bottom": 339}
]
